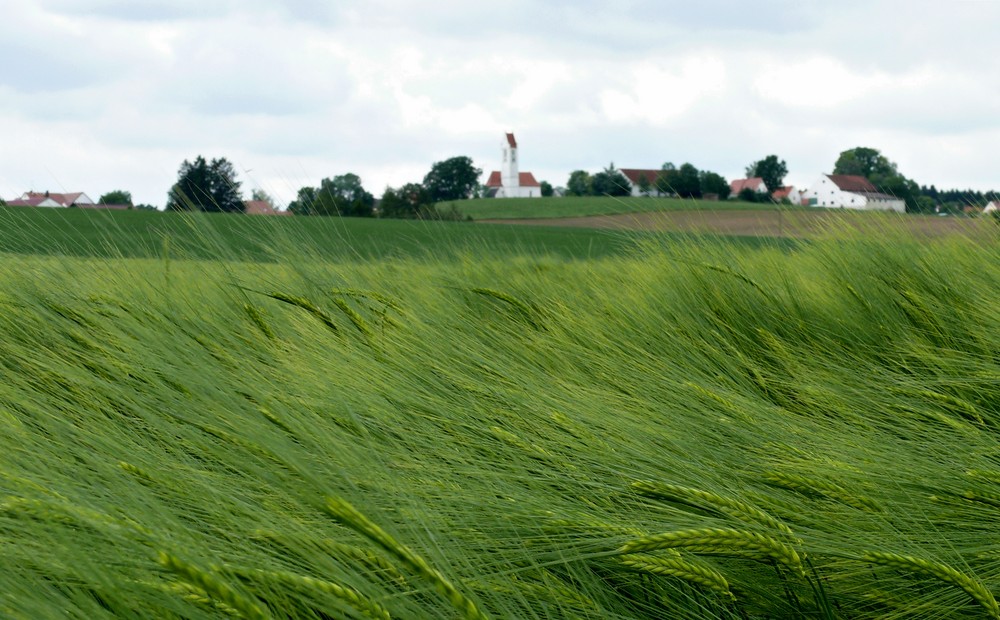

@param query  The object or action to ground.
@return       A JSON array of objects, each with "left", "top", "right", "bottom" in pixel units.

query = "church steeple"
[{"left": 501, "top": 132, "right": 519, "bottom": 190}]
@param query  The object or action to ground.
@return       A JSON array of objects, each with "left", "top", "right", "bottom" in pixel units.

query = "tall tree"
[
  {"left": 566, "top": 170, "right": 592, "bottom": 196},
  {"left": 699, "top": 171, "right": 730, "bottom": 199},
  {"left": 251, "top": 188, "right": 275, "bottom": 206},
  {"left": 423, "top": 156, "right": 482, "bottom": 202},
  {"left": 656, "top": 162, "right": 678, "bottom": 195},
  {"left": 288, "top": 174, "right": 374, "bottom": 217},
  {"left": 745, "top": 155, "right": 788, "bottom": 193},
  {"left": 99, "top": 190, "right": 133, "bottom": 206},
  {"left": 833, "top": 147, "right": 896, "bottom": 178},
  {"left": 590, "top": 163, "right": 631, "bottom": 197},
  {"left": 380, "top": 183, "right": 432, "bottom": 219},
  {"left": 166, "top": 156, "right": 243, "bottom": 212},
  {"left": 673, "top": 163, "right": 702, "bottom": 198}
]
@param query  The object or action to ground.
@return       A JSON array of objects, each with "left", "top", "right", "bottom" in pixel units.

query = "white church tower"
[
  {"left": 501, "top": 133, "right": 519, "bottom": 190},
  {"left": 485, "top": 132, "right": 541, "bottom": 198}
]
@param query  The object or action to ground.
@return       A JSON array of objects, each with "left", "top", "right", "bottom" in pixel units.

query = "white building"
[
  {"left": 984, "top": 200, "right": 999, "bottom": 214},
  {"left": 802, "top": 174, "right": 905, "bottom": 212},
  {"left": 7, "top": 191, "right": 95, "bottom": 207},
  {"left": 484, "top": 133, "right": 542, "bottom": 198},
  {"left": 619, "top": 168, "right": 667, "bottom": 196}
]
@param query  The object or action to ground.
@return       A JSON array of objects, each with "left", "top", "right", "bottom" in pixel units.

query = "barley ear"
[
  {"left": 157, "top": 552, "right": 270, "bottom": 620},
  {"left": 323, "top": 496, "right": 487, "bottom": 620},
  {"left": 861, "top": 551, "right": 999, "bottom": 619}
]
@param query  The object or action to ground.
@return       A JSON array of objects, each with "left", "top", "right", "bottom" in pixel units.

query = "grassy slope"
[
  {"left": 0, "top": 218, "right": 998, "bottom": 618},
  {"left": 440, "top": 195, "right": 800, "bottom": 220}
]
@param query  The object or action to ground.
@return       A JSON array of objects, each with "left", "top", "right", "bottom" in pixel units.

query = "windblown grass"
[{"left": 0, "top": 216, "right": 997, "bottom": 618}]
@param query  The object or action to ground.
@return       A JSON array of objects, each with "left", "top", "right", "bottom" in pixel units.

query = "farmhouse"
[
  {"left": 619, "top": 169, "right": 667, "bottom": 196},
  {"left": 729, "top": 177, "right": 769, "bottom": 198},
  {"left": 802, "top": 174, "right": 905, "bottom": 212},
  {"left": 244, "top": 200, "right": 292, "bottom": 215},
  {"left": 984, "top": 200, "right": 999, "bottom": 214},
  {"left": 484, "top": 133, "right": 542, "bottom": 198},
  {"left": 771, "top": 186, "right": 802, "bottom": 204},
  {"left": 7, "top": 191, "right": 96, "bottom": 207}
]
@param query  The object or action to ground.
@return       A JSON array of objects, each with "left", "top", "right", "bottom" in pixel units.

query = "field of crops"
[
  {"left": 441, "top": 195, "right": 794, "bottom": 221},
  {"left": 1, "top": 210, "right": 999, "bottom": 618}
]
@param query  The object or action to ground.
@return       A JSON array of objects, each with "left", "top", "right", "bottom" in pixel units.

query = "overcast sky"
[{"left": 2, "top": 0, "right": 999, "bottom": 207}]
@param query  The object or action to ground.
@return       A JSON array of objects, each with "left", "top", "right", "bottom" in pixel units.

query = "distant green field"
[
  {"left": 0, "top": 206, "right": 643, "bottom": 261},
  {"left": 441, "top": 195, "right": 800, "bottom": 220}
]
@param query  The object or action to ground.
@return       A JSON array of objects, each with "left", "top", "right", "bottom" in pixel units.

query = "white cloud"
[{"left": 2, "top": 1, "right": 1000, "bottom": 208}]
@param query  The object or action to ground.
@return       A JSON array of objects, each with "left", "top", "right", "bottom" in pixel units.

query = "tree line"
[
  {"left": 16, "top": 148, "right": 994, "bottom": 215},
  {"left": 564, "top": 157, "right": 789, "bottom": 201}
]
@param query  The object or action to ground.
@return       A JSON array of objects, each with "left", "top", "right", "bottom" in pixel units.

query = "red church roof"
[
  {"left": 505, "top": 133, "right": 517, "bottom": 148},
  {"left": 485, "top": 171, "right": 540, "bottom": 188}
]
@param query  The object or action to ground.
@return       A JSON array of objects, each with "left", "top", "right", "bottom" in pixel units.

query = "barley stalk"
[
  {"left": 157, "top": 551, "right": 269, "bottom": 620},
  {"left": 619, "top": 527, "right": 805, "bottom": 577},
  {"left": 331, "top": 297, "right": 375, "bottom": 340},
  {"left": 764, "top": 471, "right": 881, "bottom": 513},
  {"left": 630, "top": 480, "right": 798, "bottom": 540},
  {"left": 265, "top": 292, "right": 338, "bottom": 333},
  {"left": 620, "top": 552, "right": 734, "bottom": 599},
  {"left": 323, "top": 496, "right": 487, "bottom": 620},
  {"left": 231, "top": 567, "right": 391, "bottom": 620},
  {"left": 861, "top": 551, "right": 999, "bottom": 619}
]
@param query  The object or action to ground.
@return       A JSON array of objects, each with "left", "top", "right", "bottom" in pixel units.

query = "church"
[{"left": 484, "top": 133, "right": 541, "bottom": 198}]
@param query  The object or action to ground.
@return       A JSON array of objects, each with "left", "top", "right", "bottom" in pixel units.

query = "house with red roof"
[
  {"left": 244, "top": 200, "right": 292, "bottom": 215},
  {"left": 484, "top": 133, "right": 542, "bottom": 198},
  {"left": 802, "top": 174, "right": 905, "bottom": 212},
  {"left": 771, "top": 186, "right": 803, "bottom": 204},
  {"left": 618, "top": 169, "right": 668, "bottom": 196},
  {"left": 729, "top": 177, "right": 769, "bottom": 198},
  {"left": 7, "top": 191, "right": 96, "bottom": 207}
]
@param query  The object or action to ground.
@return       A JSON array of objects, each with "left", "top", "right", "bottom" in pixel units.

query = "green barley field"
[
  {"left": 441, "top": 195, "right": 800, "bottom": 221},
  {"left": 1, "top": 206, "right": 998, "bottom": 618}
]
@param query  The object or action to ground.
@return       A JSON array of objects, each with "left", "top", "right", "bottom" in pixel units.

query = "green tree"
[
  {"left": 673, "top": 163, "right": 702, "bottom": 198},
  {"left": 738, "top": 187, "right": 759, "bottom": 203},
  {"left": 99, "top": 190, "right": 132, "bottom": 206},
  {"left": 656, "top": 163, "right": 678, "bottom": 195},
  {"left": 423, "top": 156, "right": 482, "bottom": 202},
  {"left": 250, "top": 188, "right": 275, "bottom": 206},
  {"left": 540, "top": 181, "right": 554, "bottom": 197},
  {"left": 133, "top": 203, "right": 158, "bottom": 211},
  {"left": 699, "top": 171, "right": 730, "bottom": 199},
  {"left": 745, "top": 155, "right": 788, "bottom": 193},
  {"left": 166, "top": 156, "right": 243, "bottom": 212},
  {"left": 380, "top": 183, "right": 432, "bottom": 219},
  {"left": 288, "top": 174, "right": 374, "bottom": 217},
  {"left": 590, "top": 163, "right": 631, "bottom": 197},
  {"left": 833, "top": 147, "right": 896, "bottom": 178},
  {"left": 566, "top": 170, "right": 592, "bottom": 196}
]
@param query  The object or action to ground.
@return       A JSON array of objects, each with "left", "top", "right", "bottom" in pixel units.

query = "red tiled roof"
[
  {"left": 244, "top": 200, "right": 278, "bottom": 215},
  {"left": 619, "top": 168, "right": 661, "bottom": 185},
  {"left": 771, "top": 186, "right": 794, "bottom": 200},
  {"left": 21, "top": 191, "right": 84, "bottom": 206},
  {"left": 518, "top": 172, "right": 540, "bottom": 187},
  {"left": 484, "top": 171, "right": 540, "bottom": 188},
  {"left": 826, "top": 174, "right": 877, "bottom": 193},
  {"left": 505, "top": 133, "right": 517, "bottom": 148},
  {"left": 730, "top": 178, "right": 766, "bottom": 194}
]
